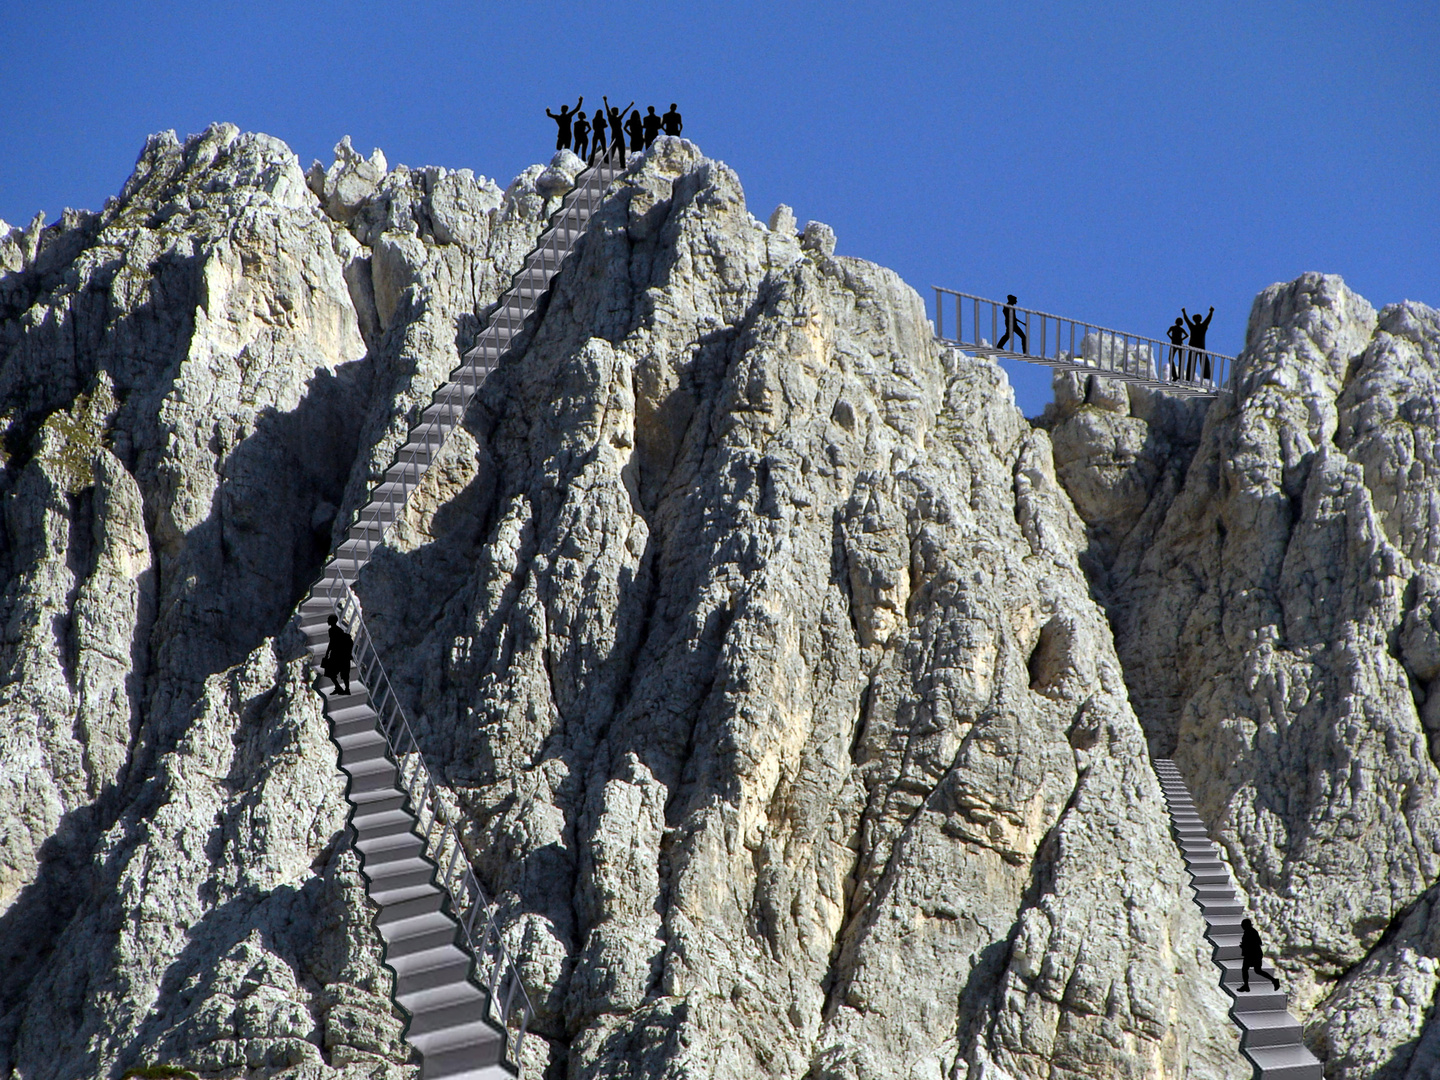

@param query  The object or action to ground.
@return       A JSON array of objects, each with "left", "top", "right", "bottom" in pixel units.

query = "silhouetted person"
[
  {"left": 662, "top": 103, "right": 683, "bottom": 136},
  {"left": 626, "top": 109, "right": 645, "bottom": 152},
  {"left": 996, "top": 295, "right": 1027, "bottom": 353},
  {"left": 589, "top": 109, "right": 608, "bottom": 162},
  {"left": 546, "top": 96, "right": 583, "bottom": 151},
  {"left": 322, "top": 614, "right": 353, "bottom": 695},
  {"left": 1183, "top": 306, "right": 1215, "bottom": 380},
  {"left": 642, "top": 106, "right": 662, "bottom": 147},
  {"left": 1166, "top": 317, "right": 1188, "bottom": 380},
  {"left": 604, "top": 96, "right": 633, "bottom": 165},
  {"left": 572, "top": 111, "right": 591, "bottom": 161},
  {"left": 1239, "top": 918, "right": 1280, "bottom": 993}
]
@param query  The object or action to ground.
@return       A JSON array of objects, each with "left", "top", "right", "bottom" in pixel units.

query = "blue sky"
[{"left": 2, "top": 1, "right": 1435, "bottom": 416}]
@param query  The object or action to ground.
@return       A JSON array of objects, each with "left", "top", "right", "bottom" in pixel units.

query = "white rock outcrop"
[
  {"left": 1045, "top": 273, "right": 1440, "bottom": 1077},
  {"left": 19, "top": 125, "right": 1432, "bottom": 1079}
]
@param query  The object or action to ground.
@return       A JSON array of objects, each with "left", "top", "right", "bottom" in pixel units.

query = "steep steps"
[
  {"left": 297, "top": 157, "right": 626, "bottom": 1078},
  {"left": 1153, "top": 759, "right": 1322, "bottom": 1080}
]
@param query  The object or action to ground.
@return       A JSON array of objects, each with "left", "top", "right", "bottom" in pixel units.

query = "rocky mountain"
[{"left": 0, "top": 122, "right": 1434, "bottom": 1079}]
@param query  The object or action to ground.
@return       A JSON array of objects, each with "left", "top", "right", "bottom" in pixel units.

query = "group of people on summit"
[{"left": 547, "top": 97, "right": 682, "bottom": 166}]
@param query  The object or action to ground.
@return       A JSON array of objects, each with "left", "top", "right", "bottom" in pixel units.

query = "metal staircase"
[
  {"left": 297, "top": 157, "right": 625, "bottom": 1078},
  {"left": 1154, "top": 760, "right": 1323, "bottom": 1080}
]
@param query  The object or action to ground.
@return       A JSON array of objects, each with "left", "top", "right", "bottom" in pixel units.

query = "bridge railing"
[
  {"left": 932, "top": 287, "right": 1232, "bottom": 396},
  {"left": 316, "top": 572, "right": 536, "bottom": 1070}
]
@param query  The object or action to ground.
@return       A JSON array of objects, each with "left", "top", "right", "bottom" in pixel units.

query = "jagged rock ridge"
[
  {"left": 6, "top": 120, "right": 1427, "bottom": 1080},
  {"left": 1044, "top": 274, "right": 1440, "bottom": 1078}
]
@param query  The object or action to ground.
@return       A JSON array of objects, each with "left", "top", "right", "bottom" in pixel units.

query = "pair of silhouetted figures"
[
  {"left": 1166, "top": 306, "right": 1214, "bottom": 381},
  {"left": 321, "top": 614, "right": 353, "bottom": 696},
  {"left": 547, "top": 97, "right": 682, "bottom": 166}
]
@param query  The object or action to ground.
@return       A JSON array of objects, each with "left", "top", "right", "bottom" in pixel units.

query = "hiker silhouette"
[
  {"left": 589, "top": 108, "right": 608, "bottom": 162},
  {"left": 1166, "top": 317, "right": 1188, "bottom": 380},
  {"left": 572, "top": 111, "right": 591, "bottom": 161},
  {"left": 546, "top": 96, "right": 583, "bottom": 151},
  {"left": 1239, "top": 918, "right": 1280, "bottom": 993},
  {"left": 997, "top": 295, "right": 1027, "bottom": 353},
  {"left": 322, "top": 614, "right": 353, "bottom": 695},
  {"left": 642, "top": 106, "right": 663, "bottom": 147},
  {"left": 604, "top": 96, "right": 634, "bottom": 165},
  {"left": 626, "top": 109, "right": 645, "bottom": 152},
  {"left": 662, "top": 103, "right": 683, "bottom": 136},
  {"left": 1183, "top": 306, "right": 1215, "bottom": 380}
]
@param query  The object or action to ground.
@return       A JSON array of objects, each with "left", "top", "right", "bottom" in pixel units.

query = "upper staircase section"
[
  {"left": 932, "top": 287, "right": 1234, "bottom": 397},
  {"left": 301, "top": 156, "right": 626, "bottom": 1079},
  {"left": 325, "top": 159, "right": 625, "bottom": 589}
]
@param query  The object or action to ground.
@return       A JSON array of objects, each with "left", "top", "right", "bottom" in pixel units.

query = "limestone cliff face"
[
  {"left": 0, "top": 123, "right": 558, "bottom": 1078},
  {"left": 1045, "top": 274, "right": 1440, "bottom": 1078},
  {"left": 1, "top": 125, "right": 1247, "bottom": 1080}
]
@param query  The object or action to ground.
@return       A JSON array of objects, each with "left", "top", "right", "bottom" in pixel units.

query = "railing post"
[{"left": 934, "top": 288, "right": 942, "bottom": 339}]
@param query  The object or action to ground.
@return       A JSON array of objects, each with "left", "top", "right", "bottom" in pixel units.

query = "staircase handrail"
[
  {"left": 299, "top": 158, "right": 624, "bottom": 1074},
  {"left": 336, "top": 161, "right": 619, "bottom": 573},
  {"left": 319, "top": 570, "right": 538, "bottom": 1068}
]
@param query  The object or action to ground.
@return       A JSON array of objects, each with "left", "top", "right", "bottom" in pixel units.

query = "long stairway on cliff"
[
  {"left": 1154, "top": 760, "right": 1323, "bottom": 1080},
  {"left": 295, "top": 157, "right": 625, "bottom": 1079}
]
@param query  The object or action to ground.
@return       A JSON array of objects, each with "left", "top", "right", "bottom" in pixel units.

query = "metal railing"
[
  {"left": 932, "top": 287, "right": 1232, "bottom": 396},
  {"left": 298, "top": 158, "right": 625, "bottom": 1075},
  {"left": 318, "top": 570, "right": 536, "bottom": 1070}
]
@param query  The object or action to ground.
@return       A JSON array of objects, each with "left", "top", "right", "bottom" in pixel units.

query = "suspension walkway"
[
  {"left": 296, "top": 157, "right": 624, "bottom": 1079},
  {"left": 932, "top": 287, "right": 1234, "bottom": 397},
  {"left": 288, "top": 148, "right": 1282, "bottom": 1079},
  {"left": 1155, "top": 761, "right": 1322, "bottom": 1079}
]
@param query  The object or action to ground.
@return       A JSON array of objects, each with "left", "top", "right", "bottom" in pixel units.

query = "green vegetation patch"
[{"left": 37, "top": 373, "right": 118, "bottom": 494}]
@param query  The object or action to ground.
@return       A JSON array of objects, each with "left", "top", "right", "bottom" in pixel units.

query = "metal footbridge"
[
  {"left": 296, "top": 157, "right": 624, "bottom": 1078},
  {"left": 932, "top": 287, "right": 1234, "bottom": 397},
  {"left": 290, "top": 150, "right": 1279, "bottom": 1079}
]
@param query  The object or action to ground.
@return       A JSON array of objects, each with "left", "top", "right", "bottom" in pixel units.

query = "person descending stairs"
[
  {"left": 296, "top": 153, "right": 626, "bottom": 1078},
  {"left": 1154, "top": 760, "right": 1322, "bottom": 1080}
]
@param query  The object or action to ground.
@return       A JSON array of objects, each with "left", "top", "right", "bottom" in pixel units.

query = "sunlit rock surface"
[
  {"left": 31, "top": 122, "right": 1440, "bottom": 1078},
  {"left": 1045, "top": 273, "right": 1440, "bottom": 1078}
]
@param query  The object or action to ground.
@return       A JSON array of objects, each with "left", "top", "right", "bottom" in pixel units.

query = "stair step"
[
  {"left": 385, "top": 925, "right": 466, "bottom": 964},
  {"left": 1241, "top": 1043, "right": 1323, "bottom": 1079},
  {"left": 375, "top": 891, "right": 447, "bottom": 927},
  {"left": 395, "top": 954, "right": 475, "bottom": 1000},
  {"left": 1234, "top": 1008, "right": 1304, "bottom": 1049},
  {"left": 408, "top": 1017, "right": 506, "bottom": 1060},
  {"left": 362, "top": 855, "right": 434, "bottom": 889},
  {"left": 357, "top": 831, "right": 425, "bottom": 863},
  {"left": 405, "top": 993, "right": 493, "bottom": 1039},
  {"left": 418, "top": 1035, "right": 510, "bottom": 1078},
  {"left": 398, "top": 974, "right": 490, "bottom": 1015}
]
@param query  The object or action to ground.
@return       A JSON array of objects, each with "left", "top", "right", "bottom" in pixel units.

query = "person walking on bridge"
[
  {"left": 1166, "top": 317, "right": 1188, "bottom": 381},
  {"left": 996, "top": 295, "right": 1027, "bottom": 354},
  {"left": 662, "top": 103, "right": 683, "bottom": 137},
  {"left": 604, "top": 96, "right": 634, "bottom": 165},
  {"left": 322, "top": 614, "right": 353, "bottom": 696},
  {"left": 1238, "top": 918, "right": 1281, "bottom": 993},
  {"left": 546, "top": 97, "right": 583, "bottom": 152},
  {"left": 1183, "top": 306, "right": 1215, "bottom": 381}
]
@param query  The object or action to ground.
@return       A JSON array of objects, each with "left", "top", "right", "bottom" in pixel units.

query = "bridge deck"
[{"left": 933, "top": 288, "right": 1233, "bottom": 398}]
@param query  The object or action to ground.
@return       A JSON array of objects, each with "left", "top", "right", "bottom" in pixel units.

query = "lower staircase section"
[
  {"left": 301, "top": 589, "right": 527, "bottom": 1080},
  {"left": 1154, "top": 759, "right": 1322, "bottom": 1080}
]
